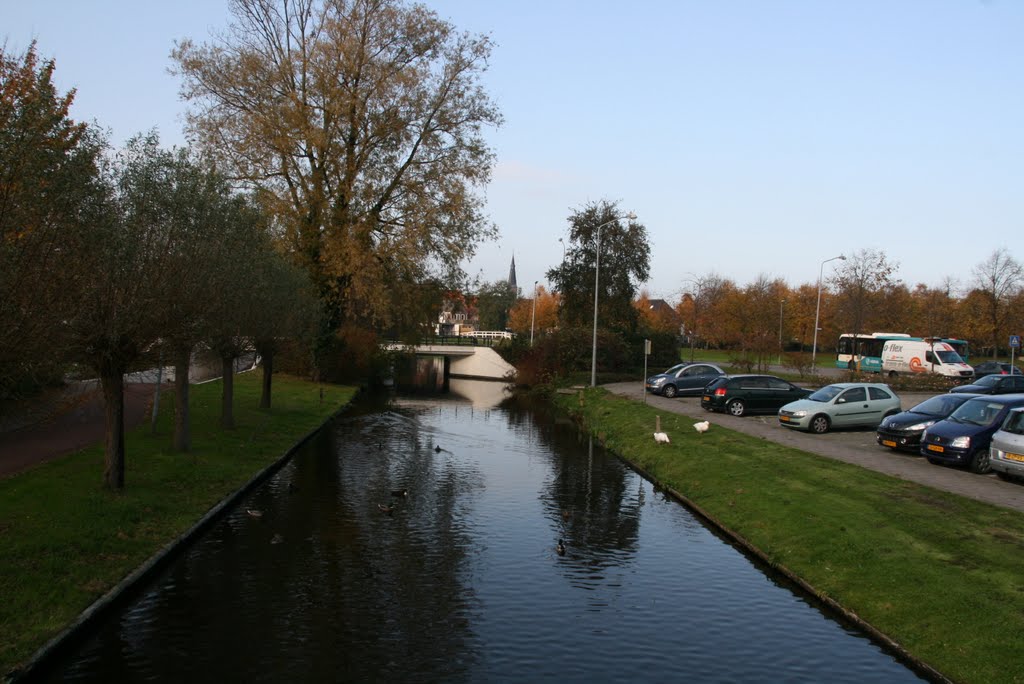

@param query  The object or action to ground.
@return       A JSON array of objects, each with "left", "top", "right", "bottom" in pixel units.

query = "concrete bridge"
[{"left": 383, "top": 342, "right": 516, "bottom": 382}]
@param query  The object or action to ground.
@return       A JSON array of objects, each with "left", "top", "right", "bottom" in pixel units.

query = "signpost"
[{"left": 1011, "top": 335, "right": 1021, "bottom": 372}]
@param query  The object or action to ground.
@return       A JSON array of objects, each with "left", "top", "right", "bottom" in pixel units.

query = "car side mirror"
[{"left": 837, "top": 398, "right": 846, "bottom": 404}]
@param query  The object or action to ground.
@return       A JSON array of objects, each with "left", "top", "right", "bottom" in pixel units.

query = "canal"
[{"left": 40, "top": 379, "right": 925, "bottom": 682}]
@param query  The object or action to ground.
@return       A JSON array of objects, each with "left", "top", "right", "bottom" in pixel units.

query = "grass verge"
[
  {"left": 555, "top": 387, "right": 1024, "bottom": 684},
  {"left": 0, "top": 373, "right": 356, "bottom": 676}
]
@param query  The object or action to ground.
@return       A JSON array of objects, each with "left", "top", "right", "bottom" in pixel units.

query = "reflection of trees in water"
[{"left": 501, "top": 397, "right": 644, "bottom": 580}]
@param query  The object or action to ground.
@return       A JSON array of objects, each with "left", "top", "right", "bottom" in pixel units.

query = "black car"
[
  {"left": 972, "top": 361, "right": 1023, "bottom": 379},
  {"left": 645, "top": 362, "right": 725, "bottom": 398},
  {"left": 876, "top": 393, "right": 981, "bottom": 452},
  {"left": 700, "top": 375, "right": 812, "bottom": 416},
  {"left": 949, "top": 374, "right": 1024, "bottom": 395}
]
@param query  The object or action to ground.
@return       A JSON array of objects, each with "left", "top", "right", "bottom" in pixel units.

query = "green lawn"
[
  {"left": 556, "top": 387, "right": 1024, "bottom": 684},
  {"left": 0, "top": 373, "right": 356, "bottom": 676}
]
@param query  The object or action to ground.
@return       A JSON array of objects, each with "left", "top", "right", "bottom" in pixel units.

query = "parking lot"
[{"left": 604, "top": 382, "right": 1024, "bottom": 513}]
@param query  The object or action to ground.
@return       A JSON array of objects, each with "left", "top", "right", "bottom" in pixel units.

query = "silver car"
[
  {"left": 778, "top": 382, "right": 901, "bottom": 434},
  {"left": 990, "top": 407, "right": 1024, "bottom": 481}
]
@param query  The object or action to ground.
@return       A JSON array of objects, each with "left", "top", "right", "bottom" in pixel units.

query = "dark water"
[{"left": 40, "top": 379, "right": 924, "bottom": 683}]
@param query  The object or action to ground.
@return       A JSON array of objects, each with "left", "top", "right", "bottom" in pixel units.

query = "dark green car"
[{"left": 700, "top": 374, "right": 812, "bottom": 417}]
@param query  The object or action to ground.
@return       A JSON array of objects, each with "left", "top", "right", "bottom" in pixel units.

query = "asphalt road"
[{"left": 603, "top": 381, "right": 1024, "bottom": 513}]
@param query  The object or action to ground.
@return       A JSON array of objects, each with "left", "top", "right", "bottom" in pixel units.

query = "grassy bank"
[
  {"left": 0, "top": 373, "right": 356, "bottom": 676},
  {"left": 555, "top": 387, "right": 1024, "bottom": 684}
]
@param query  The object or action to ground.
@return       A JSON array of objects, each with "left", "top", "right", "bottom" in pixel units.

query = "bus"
[
  {"left": 836, "top": 332, "right": 915, "bottom": 372},
  {"left": 836, "top": 333, "right": 970, "bottom": 372}
]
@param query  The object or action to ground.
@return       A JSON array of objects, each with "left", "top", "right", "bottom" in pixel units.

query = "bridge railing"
[{"left": 384, "top": 331, "right": 516, "bottom": 348}]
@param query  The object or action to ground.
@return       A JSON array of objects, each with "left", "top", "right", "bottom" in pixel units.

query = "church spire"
[{"left": 508, "top": 254, "right": 517, "bottom": 289}]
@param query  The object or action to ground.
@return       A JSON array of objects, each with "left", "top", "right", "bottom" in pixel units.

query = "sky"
[{"left": 5, "top": 0, "right": 1023, "bottom": 303}]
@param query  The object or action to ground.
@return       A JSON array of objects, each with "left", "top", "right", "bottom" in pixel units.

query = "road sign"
[{"left": 1011, "top": 335, "right": 1021, "bottom": 349}]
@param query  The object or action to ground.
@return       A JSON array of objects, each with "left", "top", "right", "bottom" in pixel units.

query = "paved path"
[{"left": 604, "top": 381, "right": 1024, "bottom": 513}]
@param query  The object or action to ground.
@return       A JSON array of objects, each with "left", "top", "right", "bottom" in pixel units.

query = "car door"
[
  {"left": 679, "top": 365, "right": 715, "bottom": 394},
  {"left": 737, "top": 376, "right": 768, "bottom": 410},
  {"left": 831, "top": 386, "right": 870, "bottom": 427},
  {"left": 766, "top": 377, "right": 803, "bottom": 411}
]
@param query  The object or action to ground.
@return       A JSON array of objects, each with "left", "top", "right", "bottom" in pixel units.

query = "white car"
[{"left": 990, "top": 407, "right": 1024, "bottom": 481}]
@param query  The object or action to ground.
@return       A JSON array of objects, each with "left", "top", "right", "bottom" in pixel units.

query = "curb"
[{"left": 5, "top": 393, "right": 357, "bottom": 683}]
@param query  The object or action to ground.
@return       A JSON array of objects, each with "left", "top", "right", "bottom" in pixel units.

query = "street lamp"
[
  {"left": 591, "top": 211, "right": 638, "bottom": 387},
  {"left": 778, "top": 298, "right": 786, "bottom": 365},
  {"left": 530, "top": 280, "right": 538, "bottom": 346},
  {"left": 811, "top": 255, "right": 846, "bottom": 368},
  {"left": 558, "top": 237, "right": 565, "bottom": 263}
]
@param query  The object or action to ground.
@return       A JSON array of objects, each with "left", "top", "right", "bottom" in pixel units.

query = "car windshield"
[
  {"left": 807, "top": 385, "right": 844, "bottom": 402},
  {"left": 1002, "top": 411, "right": 1024, "bottom": 436},
  {"left": 909, "top": 395, "right": 967, "bottom": 417},
  {"left": 661, "top": 364, "right": 686, "bottom": 376},
  {"left": 936, "top": 350, "right": 964, "bottom": 364},
  {"left": 949, "top": 399, "right": 1005, "bottom": 427}
]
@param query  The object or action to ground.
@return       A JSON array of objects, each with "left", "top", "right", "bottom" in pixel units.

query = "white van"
[{"left": 881, "top": 339, "right": 974, "bottom": 379}]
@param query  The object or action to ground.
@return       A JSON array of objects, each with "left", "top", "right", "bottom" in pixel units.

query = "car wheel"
[
  {"left": 727, "top": 399, "right": 746, "bottom": 417},
  {"left": 888, "top": 370, "right": 898, "bottom": 378},
  {"left": 810, "top": 414, "right": 831, "bottom": 434},
  {"left": 662, "top": 384, "right": 677, "bottom": 398},
  {"left": 969, "top": 449, "right": 992, "bottom": 475}
]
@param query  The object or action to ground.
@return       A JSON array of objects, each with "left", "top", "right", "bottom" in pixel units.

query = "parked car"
[
  {"left": 971, "top": 361, "right": 1023, "bottom": 379},
  {"left": 778, "top": 383, "right": 901, "bottom": 434},
  {"left": 920, "top": 394, "right": 1024, "bottom": 473},
  {"left": 645, "top": 362, "right": 725, "bottom": 398},
  {"left": 990, "top": 408, "right": 1024, "bottom": 481},
  {"left": 949, "top": 374, "right": 1024, "bottom": 395},
  {"left": 701, "top": 375, "right": 811, "bottom": 416},
  {"left": 876, "top": 393, "right": 981, "bottom": 452}
]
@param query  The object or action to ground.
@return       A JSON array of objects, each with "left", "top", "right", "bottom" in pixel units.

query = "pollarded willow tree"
[{"left": 171, "top": 0, "right": 502, "bottom": 332}]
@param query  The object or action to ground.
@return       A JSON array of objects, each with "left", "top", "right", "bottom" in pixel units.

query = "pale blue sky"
[{"left": 5, "top": 0, "right": 1022, "bottom": 301}]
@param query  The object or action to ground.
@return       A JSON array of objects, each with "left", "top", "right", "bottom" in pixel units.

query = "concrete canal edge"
[
  {"left": 5, "top": 394, "right": 359, "bottom": 684},
  {"left": 565, "top": 414, "right": 953, "bottom": 684}
]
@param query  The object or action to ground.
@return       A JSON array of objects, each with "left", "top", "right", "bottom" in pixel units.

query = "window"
[
  {"left": 868, "top": 387, "right": 892, "bottom": 400},
  {"left": 840, "top": 387, "right": 867, "bottom": 403},
  {"left": 767, "top": 378, "right": 791, "bottom": 390}
]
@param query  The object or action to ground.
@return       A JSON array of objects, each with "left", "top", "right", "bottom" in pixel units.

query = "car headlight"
[
  {"left": 791, "top": 410, "right": 807, "bottom": 418},
  {"left": 951, "top": 436, "right": 971, "bottom": 449},
  {"left": 907, "top": 420, "right": 935, "bottom": 431},
  {"left": 651, "top": 377, "right": 666, "bottom": 386}
]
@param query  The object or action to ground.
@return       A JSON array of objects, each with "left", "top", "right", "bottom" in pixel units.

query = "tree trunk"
[
  {"left": 99, "top": 367, "right": 126, "bottom": 490},
  {"left": 173, "top": 344, "right": 191, "bottom": 452},
  {"left": 259, "top": 349, "right": 273, "bottom": 409},
  {"left": 221, "top": 354, "right": 235, "bottom": 429}
]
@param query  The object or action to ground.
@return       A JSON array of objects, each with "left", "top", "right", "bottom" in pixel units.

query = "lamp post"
[
  {"left": 778, "top": 298, "right": 786, "bottom": 365},
  {"left": 811, "top": 255, "right": 846, "bottom": 368},
  {"left": 591, "top": 211, "right": 638, "bottom": 387},
  {"left": 558, "top": 237, "right": 565, "bottom": 263},
  {"left": 530, "top": 280, "right": 538, "bottom": 346}
]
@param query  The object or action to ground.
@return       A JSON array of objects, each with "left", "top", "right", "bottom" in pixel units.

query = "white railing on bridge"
[{"left": 460, "top": 331, "right": 515, "bottom": 340}]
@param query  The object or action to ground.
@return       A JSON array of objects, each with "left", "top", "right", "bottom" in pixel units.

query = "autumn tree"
[
  {"left": 970, "top": 248, "right": 1023, "bottom": 358},
  {"left": 172, "top": 0, "right": 502, "bottom": 336},
  {"left": 0, "top": 42, "right": 99, "bottom": 394},
  {"left": 507, "top": 286, "right": 558, "bottom": 338},
  {"left": 546, "top": 200, "right": 649, "bottom": 333},
  {"left": 634, "top": 290, "right": 682, "bottom": 336}
]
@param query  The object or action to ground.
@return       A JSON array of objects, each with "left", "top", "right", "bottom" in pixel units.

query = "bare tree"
[
  {"left": 971, "top": 248, "right": 1023, "bottom": 358},
  {"left": 830, "top": 249, "right": 900, "bottom": 370}
]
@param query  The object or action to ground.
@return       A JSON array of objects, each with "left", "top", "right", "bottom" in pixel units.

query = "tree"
[
  {"left": 546, "top": 200, "right": 649, "bottom": 333},
  {"left": 507, "top": 286, "right": 558, "bottom": 337},
  {"left": 63, "top": 133, "right": 184, "bottom": 489},
  {"left": 0, "top": 42, "right": 99, "bottom": 394},
  {"left": 171, "top": 0, "right": 502, "bottom": 331},
  {"left": 830, "top": 249, "right": 900, "bottom": 369},
  {"left": 970, "top": 248, "right": 1023, "bottom": 358},
  {"left": 474, "top": 280, "right": 518, "bottom": 331}
]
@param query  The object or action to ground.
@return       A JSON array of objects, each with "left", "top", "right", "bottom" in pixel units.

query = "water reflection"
[{"left": 39, "top": 381, "right": 924, "bottom": 683}]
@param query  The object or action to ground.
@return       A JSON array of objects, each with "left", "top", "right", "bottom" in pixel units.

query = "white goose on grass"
[
  {"left": 694, "top": 420, "right": 710, "bottom": 434},
  {"left": 653, "top": 415, "right": 670, "bottom": 443}
]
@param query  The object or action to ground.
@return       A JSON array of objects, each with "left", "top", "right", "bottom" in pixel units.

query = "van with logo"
[{"left": 880, "top": 339, "right": 974, "bottom": 380}]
